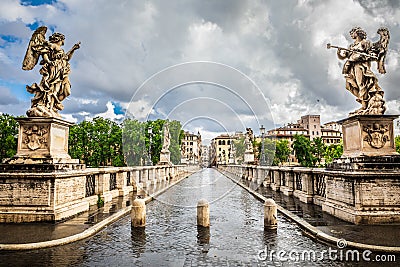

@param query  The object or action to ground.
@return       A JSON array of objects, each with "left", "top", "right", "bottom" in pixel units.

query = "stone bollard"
[
  {"left": 264, "top": 198, "right": 277, "bottom": 229},
  {"left": 197, "top": 199, "right": 210, "bottom": 227},
  {"left": 131, "top": 198, "right": 146, "bottom": 227}
]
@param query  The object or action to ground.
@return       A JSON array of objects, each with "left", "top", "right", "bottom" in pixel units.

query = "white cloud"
[{"left": 96, "top": 101, "right": 124, "bottom": 121}]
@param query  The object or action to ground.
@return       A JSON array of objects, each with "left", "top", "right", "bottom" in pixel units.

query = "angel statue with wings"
[
  {"left": 327, "top": 27, "right": 390, "bottom": 116},
  {"left": 22, "top": 26, "right": 80, "bottom": 117}
]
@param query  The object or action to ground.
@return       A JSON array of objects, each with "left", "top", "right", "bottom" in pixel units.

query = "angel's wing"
[
  {"left": 22, "top": 26, "right": 47, "bottom": 71},
  {"left": 370, "top": 27, "right": 390, "bottom": 74}
]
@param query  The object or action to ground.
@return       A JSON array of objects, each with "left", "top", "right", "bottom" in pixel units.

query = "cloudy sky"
[{"left": 1, "top": 0, "right": 400, "bottom": 143}]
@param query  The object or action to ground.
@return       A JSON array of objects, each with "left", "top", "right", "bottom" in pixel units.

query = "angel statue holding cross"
[
  {"left": 327, "top": 26, "right": 390, "bottom": 116},
  {"left": 22, "top": 26, "right": 80, "bottom": 117}
]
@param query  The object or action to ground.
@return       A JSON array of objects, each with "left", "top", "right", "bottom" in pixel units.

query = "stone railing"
[
  {"left": 80, "top": 164, "right": 200, "bottom": 208},
  {"left": 0, "top": 164, "right": 198, "bottom": 223},
  {"left": 218, "top": 164, "right": 400, "bottom": 224}
]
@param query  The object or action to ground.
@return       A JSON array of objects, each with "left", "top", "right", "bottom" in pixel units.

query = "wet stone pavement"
[
  {"left": 240, "top": 175, "right": 400, "bottom": 248},
  {"left": 0, "top": 168, "right": 397, "bottom": 266}
]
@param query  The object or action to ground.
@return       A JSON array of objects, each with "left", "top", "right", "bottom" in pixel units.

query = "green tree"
[
  {"left": 122, "top": 119, "right": 147, "bottom": 166},
  {"left": 233, "top": 136, "right": 246, "bottom": 164},
  {"left": 146, "top": 120, "right": 164, "bottom": 165},
  {"left": 275, "top": 139, "right": 291, "bottom": 165},
  {"left": 292, "top": 135, "right": 316, "bottom": 167},
  {"left": 70, "top": 117, "right": 184, "bottom": 167},
  {"left": 169, "top": 120, "right": 184, "bottom": 165},
  {"left": 257, "top": 138, "right": 277, "bottom": 165},
  {"left": 108, "top": 120, "right": 124, "bottom": 166},
  {"left": 324, "top": 142, "right": 343, "bottom": 164},
  {"left": 396, "top": 136, "right": 400, "bottom": 154},
  {"left": 311, "top": 137, "right": 326, "bottom": 166},
  {"left": 69, "top": 117, "right": 125, "bottom": 167},
  {"left": 0, "top": 114, "right": 18, "bottom": 162},
  {"left": 122, "top": 119, "right": 182, "bottom": 166}
]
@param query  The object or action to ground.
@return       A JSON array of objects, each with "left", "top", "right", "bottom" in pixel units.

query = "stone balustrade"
[
  {"left": 219, "top": 164, "right": 400, "bottom": 224},
  {"left": 0, "top": 165, "right": 197, "bottom": 223}
]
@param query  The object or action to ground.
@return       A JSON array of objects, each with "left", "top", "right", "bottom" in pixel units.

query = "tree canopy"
[
  {"left": 0, "top": 114, "right": 18, "bottom": 162},
  {"left": 292, "top": 134, "right": 316, "bottom": 167},
  {"left": 69, "top": 117, "right": 124, "bottom": 167}
]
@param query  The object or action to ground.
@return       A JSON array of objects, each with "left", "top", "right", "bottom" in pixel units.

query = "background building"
[
  {"left": 266, "top": 123, "right": 309, "bottom": 164},
  {"left": 210, "top": 134, "right": 231, "bottom": 165},
  {"left": 298, "top": 115, "right": 321, "bottom": 141},
  {"left": 181, "top": 131, "right": 202, "bottom": 165},
  {"left": 200, "top": 145, "right": 210, "bottom": 167},
  {"left": 321, "top": 121, "right": 342, "bottom": 145}
]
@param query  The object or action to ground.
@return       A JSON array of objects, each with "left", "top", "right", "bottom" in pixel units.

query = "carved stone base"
[
  {"left": 339, "top": 115, "right": 398, "bottom": 158},
  {"left": 2, "top": 117, "right": 84, "bottom": 171},
  {"left": 16, "top": 117, "right": 72, "bottom": 158},
  {"left": 244, "top": 151, "right": 255, "bottom": 164},
  {"left": 158, "top": 150, "right": 171, "bottom": 165}
]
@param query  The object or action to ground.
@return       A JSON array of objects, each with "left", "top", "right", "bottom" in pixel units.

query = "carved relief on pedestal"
[
  {"left": 22, "top": 125, "right": 49, "bottom": 150},
  {"left": 363, "top": 123, "right": 389, "bottom": 149}
]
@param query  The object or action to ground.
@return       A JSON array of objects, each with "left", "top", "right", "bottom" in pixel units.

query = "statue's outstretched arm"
[{"left": 66, "top": 42, "right": 81, "bottom": 61}]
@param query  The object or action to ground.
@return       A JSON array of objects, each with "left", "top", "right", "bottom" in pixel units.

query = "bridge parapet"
[
  {"left": 218, "top": 164, "right": 400, "bottom": 225},
  {"left": 0, "top": 164, "right": 197, "bottom": 223}
]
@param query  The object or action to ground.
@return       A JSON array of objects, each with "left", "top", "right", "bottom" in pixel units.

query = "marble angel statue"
[
  {"left": 22, "top": 26, "right": 80, "bottom": 117},
  {"left": 327, "top": 27, "right": 389, "bottom": 116}
]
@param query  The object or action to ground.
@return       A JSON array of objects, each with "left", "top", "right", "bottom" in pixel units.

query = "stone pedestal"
[
  {"left": 2, "top": 117, "right": 83, "bottom": 170},
  {"left": 244, "top": 151, "right": 255, "bottom": 164},
  {"left": 340, "top": 115, "right": 398, "bottom": 158},
  {"left": 0, "top": 117, "right": 87, "bottom": 222},
  {"left": 158, "top": 149, "right": 171, "bottom": 165},
  {"left": 323, "top": 115, "right": 400, "bottom": 224}
]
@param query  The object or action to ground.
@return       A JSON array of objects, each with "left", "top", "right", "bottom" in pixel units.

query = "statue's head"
[
  {"left": 349, "top": 27, "right": 367, "bottom": 40},
  {"left": 49, "top": 32, "right": 65, "bottom": 44},
  {"left": 377, "top": 27, "right": 389, "bottom": 36}
]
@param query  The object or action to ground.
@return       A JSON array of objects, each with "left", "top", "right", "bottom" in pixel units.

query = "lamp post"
[
  {"left": 147, "top": 126, "right": 153, "bottom": 166},
  {"left": 260, "top": 125, "right": 266, "bottom": 166}
]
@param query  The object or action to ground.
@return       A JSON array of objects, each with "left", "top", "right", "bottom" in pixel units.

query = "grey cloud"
[
  {"left": 1, "top": 0, "right": 400, "bottom": 133},
  {"left": 62, "top": 97, "right": 109, "bottom": 115},
  {"left": 0, "top": 87, "right": 19, "bottom": 105}
]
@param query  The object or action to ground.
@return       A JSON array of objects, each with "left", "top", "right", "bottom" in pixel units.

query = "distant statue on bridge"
[
  {"left": 327, "top": 27, "right": 389, "bottom": 116},
  {"left": 162, "top": 121, "right": 170, "bottom": 151},
  {"left": 22, "top": 26, "right": 81, "bottom": 117},
  {"left": 245, "top": 128, "right": 254, "bottom": 152}
]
